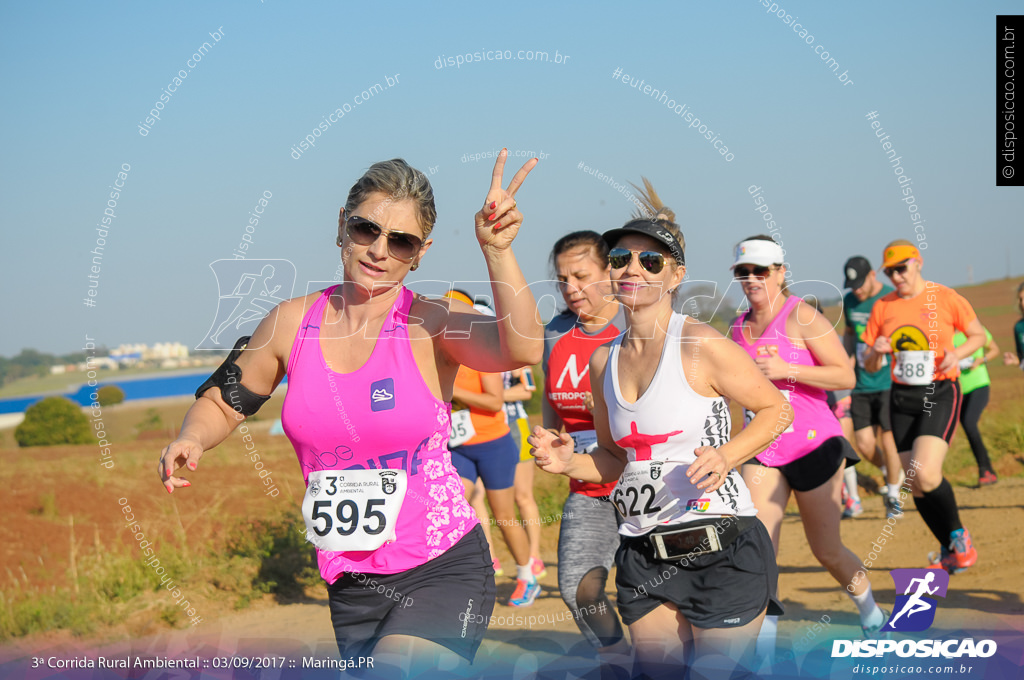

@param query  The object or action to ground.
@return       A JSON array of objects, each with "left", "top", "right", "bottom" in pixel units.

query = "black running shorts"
[
  {"left": 325, "top": 523, "right": 495, "bottom": 662},
  {"left": 745, "top": 435, "right": 855, "bottom": 492},
  {"left": 615, "top": 517, "right": 783, "bottom": 629},
  {"left": 890, "top": 379, "right": 962, "bottom": 452},
  {"left": 851, "top": 389, "right": 892, "bottom": 432}
]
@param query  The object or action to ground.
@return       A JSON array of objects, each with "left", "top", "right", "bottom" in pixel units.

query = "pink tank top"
[
  {"left": 282, "top": 286, "right": 477, "bottom": 581},
  {"left": 730, "top": 295, "right": 843, "bottom": 466}
]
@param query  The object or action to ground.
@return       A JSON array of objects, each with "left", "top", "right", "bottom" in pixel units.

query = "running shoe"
[
  {"left": 978, "top": 470, "right": 998, "bottom": 487},
  {"left": 508, "top": 578, "right": 540, "bottom": 607},
  {"left": 927, "top": 547, "right": 964, "bottom": 574},
  {"left": 862, "top": 609, "right": 891, "bottom": 640},
  {"left": 884, "top": 496, "right": 903, "bottom": 520},
  {"left": 530, "top": 557, "right": 547, "bottom": 579},
  {"left": 927, "top": 529, "right": 978, "bottom": 574},
  {"left": 949, "top": 528, "right": 978, "bottom": 570},
  {"left": 842, "top": 497, "right": 864, "bottom": 519},
  {"left": 492, "top": 558, "right": 503, "bottom": 577}
]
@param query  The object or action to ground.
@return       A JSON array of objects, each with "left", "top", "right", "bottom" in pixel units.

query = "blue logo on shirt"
[{"left": 370, "top": 378, "right": 395, "bottom": 412}]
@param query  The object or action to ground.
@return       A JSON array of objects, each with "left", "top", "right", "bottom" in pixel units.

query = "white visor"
[{"left": 731, "top": 239, "right": 785, "bottom": 269}]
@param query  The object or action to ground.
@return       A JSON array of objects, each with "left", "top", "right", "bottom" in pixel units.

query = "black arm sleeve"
[{"left": 194, "top": 336, "right": 271, "bottom": 417}]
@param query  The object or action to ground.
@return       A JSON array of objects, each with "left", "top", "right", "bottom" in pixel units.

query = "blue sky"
[{"left": 1, "top": 1, "right": 1020, "bottom": 355}]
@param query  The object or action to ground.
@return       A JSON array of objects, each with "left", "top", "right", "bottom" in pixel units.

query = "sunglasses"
[
  {"left": 345, "top": 215, "right": 423, "bottom": 262},
  {"left": 884, "top": 263, "right": 910, "bottom": 278},
  {"left": 608, "top": 248, "right": 666, "bottom": 274},
  {"left": 733, "top": 265, "right": 776, "bottom": 280}
]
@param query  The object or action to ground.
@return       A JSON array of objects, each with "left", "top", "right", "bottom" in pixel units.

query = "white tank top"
[{"left": 605, "top": 312, "right": 758, "bottom": 537}]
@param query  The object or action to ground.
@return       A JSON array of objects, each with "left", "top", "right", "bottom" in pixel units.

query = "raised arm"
[{"left": 439, "top": 150, "right": 544, "bottom": 372}]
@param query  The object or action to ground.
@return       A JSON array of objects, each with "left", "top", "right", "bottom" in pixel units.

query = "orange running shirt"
[
  {"left": 452, "top": 366, "right": 509, "bottom": 445},
  {"left": 862, "top": 282, "right": 977, "bottom": 385}
]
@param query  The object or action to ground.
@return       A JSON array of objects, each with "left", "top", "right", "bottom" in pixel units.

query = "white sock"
[
  {"left": 844, "top": 466, "right": 860, "bottom": 502},
  {"left": 849, "top": 585, "right": 883, "bottom": 627},
  {"left": 756, "top": 614, "right": 778, "bottom": 660},
  {"left": 516, "top": 563, "right": 535, "bottom": 582}
]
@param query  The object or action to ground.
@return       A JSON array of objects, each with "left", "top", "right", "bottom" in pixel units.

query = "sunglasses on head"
[
  {"left": 345, "top": 215, "right": 423, "bottom": 262},
  {"left": 884, "top": 262, "right": 910, "bottom": 278},
  {"left": 608, "top": 248, "right": 667, "bottom": 274},
  {"left": 733, "top": 265, "right": 776, "bottom": 280}
]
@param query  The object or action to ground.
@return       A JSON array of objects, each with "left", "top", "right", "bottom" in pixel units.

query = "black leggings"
[{"left": 959, "top": 385, "right": 992, "bottom": 474}]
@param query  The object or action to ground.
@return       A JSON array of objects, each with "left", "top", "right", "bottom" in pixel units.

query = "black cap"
[
  {"left": 602, "top": 219, "right": 685, "bottom": 266},
  {"left": 843, "top": 256, "right": 872, "bottom": 289}
]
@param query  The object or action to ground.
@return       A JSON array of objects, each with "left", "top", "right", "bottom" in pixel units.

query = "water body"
[{"left": 0, "top": 370, "right": 287, "bottom": 414}]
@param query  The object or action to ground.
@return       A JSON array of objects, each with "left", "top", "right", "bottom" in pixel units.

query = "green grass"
[{"left": 0, "top": 509, "right": 311, "bottom": 642}]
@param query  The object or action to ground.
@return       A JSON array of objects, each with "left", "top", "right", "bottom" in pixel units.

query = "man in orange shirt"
[{"left": 862, "top": 240, "right": 986, "bottom": 574}]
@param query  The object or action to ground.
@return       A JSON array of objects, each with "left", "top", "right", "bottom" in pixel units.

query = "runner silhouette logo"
[{"left": 884, "top": 568, "right": 949, "bottom": 632}]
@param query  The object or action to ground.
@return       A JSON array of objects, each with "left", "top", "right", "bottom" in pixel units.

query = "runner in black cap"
[{"left": 842, "top": 256, "right": 903, "bottom": 519}]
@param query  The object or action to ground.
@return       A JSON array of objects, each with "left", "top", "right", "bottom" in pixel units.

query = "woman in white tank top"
[{"left": 530, "top": 196, "right": 792, "bottom": 679}]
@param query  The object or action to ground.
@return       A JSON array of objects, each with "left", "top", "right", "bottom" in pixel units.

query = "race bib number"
[
  {"left": 448, "top": 409, "right": 476, "bottom": 448},
  {"left": 302, "top": 469, "right": 407, "bottom": 552},
  {"left": 569, "top": 429, "right": 598, "bottom": 454},
  {"left": 893, "top": 350, "right": 935, "bottom": 385},
  {"left": 744, "top": 390, "right": 794, "bottom": 434},
  {"left": 612, "top": 461, "right": 671, "bottom": 531},
  {"left": 856, "top": 342, "right": 887, "bottom": 370}
]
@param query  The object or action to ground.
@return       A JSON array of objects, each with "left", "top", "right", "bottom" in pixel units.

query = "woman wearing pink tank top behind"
[
  {"left": 728, "top": 235, "right": 887, "bottom": 660},
  {"left": 158, "top": 151, "right": 543, "bottom": 677}
]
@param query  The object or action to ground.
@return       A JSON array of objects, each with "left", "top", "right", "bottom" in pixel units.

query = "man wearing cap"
[
  {"left": 841, "top": 256, "right": 903, "bottom": 519},
  {"left": 861, "top": 240, "right": 986, "bottom": 575}
]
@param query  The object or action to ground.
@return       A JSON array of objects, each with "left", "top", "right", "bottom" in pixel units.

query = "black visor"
[{"left": 602, "top": 219, "right": 685, "bottom": 266}]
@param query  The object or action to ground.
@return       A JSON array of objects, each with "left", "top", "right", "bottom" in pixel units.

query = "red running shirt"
[{"left": 543, "top": 308, "right": 625, "bottom": 497}]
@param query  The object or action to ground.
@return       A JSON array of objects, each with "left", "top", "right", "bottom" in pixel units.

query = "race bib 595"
[{"left": 302, "top": 469, "right": 407, "bottom": 552}]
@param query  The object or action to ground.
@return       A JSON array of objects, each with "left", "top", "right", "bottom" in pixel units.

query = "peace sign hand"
[{"left": 474, "top": 148, "right": 538, "bottom": 253}]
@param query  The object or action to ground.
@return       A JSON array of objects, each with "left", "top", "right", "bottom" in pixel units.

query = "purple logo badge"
[
  {"left": 370, "top": 378, "right": 395, "bottom": 412},
  {"left": 883, "top": 568, "right": 949, "bottom": 632}
]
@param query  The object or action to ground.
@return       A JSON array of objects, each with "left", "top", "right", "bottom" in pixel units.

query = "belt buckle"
[{"left": 650, "top": 525, "right": 722, "bottom": 561}]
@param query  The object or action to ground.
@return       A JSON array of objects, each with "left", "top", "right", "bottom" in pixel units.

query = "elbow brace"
[{"left": 195, "top": 336, "right": 271, "bottom": 417}]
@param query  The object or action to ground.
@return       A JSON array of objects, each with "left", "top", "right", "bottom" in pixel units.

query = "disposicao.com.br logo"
[{"left": 831, "top": 569, "right": 997, "bottom": 659}]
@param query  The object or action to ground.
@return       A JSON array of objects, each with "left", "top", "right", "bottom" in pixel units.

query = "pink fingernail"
[
  {"left": 166, "top": 486, "right": 172, "bottom": 494},
  {"left": 188, "top": 462, "right": 196, "bottom": 470},
  {"left": 488, "top": 213, "right": 496, "bottom": 221},
  {"left": 183, "top": 481, "right": 191, "bottom": 487},
  {"left": 489, "top": 201, "right": 496, "bottom": 210}
]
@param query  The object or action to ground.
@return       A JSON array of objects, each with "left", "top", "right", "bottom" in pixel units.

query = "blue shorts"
[{"left": 450, "top": 433, "right": 518, "bottom": 490}]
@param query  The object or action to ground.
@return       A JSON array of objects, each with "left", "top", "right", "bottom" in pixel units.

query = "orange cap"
[
  {"left": 444, "top": 290, "right": 474, "bottom": 306},
  {"left": 882, "top": 244, "right": 921, "bottom": 268}
]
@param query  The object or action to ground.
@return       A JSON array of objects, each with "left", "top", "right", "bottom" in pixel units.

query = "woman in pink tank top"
[
  {"left": 157, "top": 152, "right": 543, "bottom": 673},
  {"left": 729, "top": 235, "right": 888, "bottom": 658}
]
